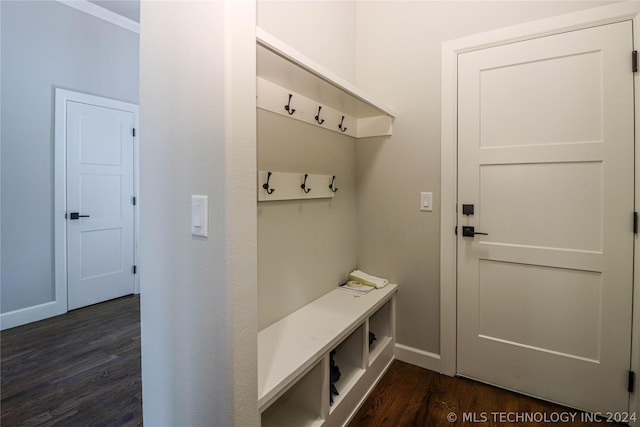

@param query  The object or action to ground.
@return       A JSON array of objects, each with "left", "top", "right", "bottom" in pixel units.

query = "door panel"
[
  {"left": 480, "top": 162, "right": 603, "bottom": 251},
  {"left": 67, "top": 101, "right": 135, "bottom": 310},
  {"left": 457, "top": 21, "right": 633, "bottom": 413},
  {"left": 478, "top": 260, "right": 602, "bottom": 362},
  {"left": 480, "top": 51, "right": 603, "bottom": 147}
]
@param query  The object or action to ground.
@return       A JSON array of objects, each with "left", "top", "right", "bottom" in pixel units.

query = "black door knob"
[
  {"left": 462, "top": 226, "right": 488, "bottom": 237},
  {"left": 68, "top": 212, "right": 90, "bottom": 220}
]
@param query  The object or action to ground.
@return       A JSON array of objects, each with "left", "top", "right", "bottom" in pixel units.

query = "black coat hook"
[
  {"left": 301, "top": 174, "right": 312, "bottom": 193},
  {"left": 329, "top": 176, "right": 338, "bottom": 193},
  {"left": 262, "top": 171, "right": 275, "bottom": 194},
  {"left": 284, "top": 94, "right": 296, "bottom": 115},
  {"left": 315, "top": 106, "right": 325, "bottom": 125},
  {"left": 338, "top": 116, "right": 347, "bottom": 132}
]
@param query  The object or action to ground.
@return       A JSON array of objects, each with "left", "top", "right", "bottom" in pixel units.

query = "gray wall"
[{"left": 1, "top": 1, "right": 139, "bottom": 313}]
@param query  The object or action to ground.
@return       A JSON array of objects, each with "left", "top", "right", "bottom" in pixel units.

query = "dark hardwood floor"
[
  {"left": 1, "top": 295, "right": 142, "bottom": 427},
  {"left": 349, "top": 360, "right": 623, "bottom": 427},
  {"left": 2, "top": 300, "right": 624, "bottom": 427}
]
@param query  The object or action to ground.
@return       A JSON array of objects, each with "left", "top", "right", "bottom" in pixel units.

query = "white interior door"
[
  {"left": 457, "top": 21, "right": 634, "bottom": 413},
  {"left": 66, "top": 100, "right": 135, "bottom": 310}
]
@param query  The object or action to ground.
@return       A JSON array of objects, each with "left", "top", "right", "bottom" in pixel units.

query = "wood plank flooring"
[
  {"left": 349, "top": 360, "right": 624, "bottom": 427},
  {"left": 2, "top": 299, "right": 625, "bottom": 426},
  {"left": 1, "top": 295, "right": 142, "bottom": 427}
]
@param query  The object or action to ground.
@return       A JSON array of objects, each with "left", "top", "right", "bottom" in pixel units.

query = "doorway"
[
  {"left": 440, "top": 2, "right": 640, "bottom": 418},
  {"left": 55, "top": 89, "right": 139, "bottom": 313},
  {"left": 457, "top": 21, "right": 632, "bottom": 413}
]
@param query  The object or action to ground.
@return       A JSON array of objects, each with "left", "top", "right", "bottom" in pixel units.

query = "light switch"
[
  {"left": 191, "top": 195, "right": 208, "bottom": 237},
  {"left": 420, "top": 192, "right": 433, "bottom": 212}
]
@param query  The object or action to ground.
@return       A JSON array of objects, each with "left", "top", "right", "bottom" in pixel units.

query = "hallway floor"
[
  {"left": 2, "top": 296, "right": 623, "bottom": 426},
  {"left": 1, "top": 295, "right": 142, "bottom": 426},
  {"left": 349, "top": 360, "right": 623, "bottom": 427}
]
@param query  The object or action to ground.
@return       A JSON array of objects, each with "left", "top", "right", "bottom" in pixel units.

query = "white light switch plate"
[
  {"left": 191, "top": 195, "right": 208, "bottom": 237},
  {"left": 420, "top": 192, "right": 433, "bottom": 212}
]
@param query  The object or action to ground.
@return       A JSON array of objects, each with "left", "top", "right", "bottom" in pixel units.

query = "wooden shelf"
[{"left": 257, "top": 27, "right": 395, "bottom": 138}]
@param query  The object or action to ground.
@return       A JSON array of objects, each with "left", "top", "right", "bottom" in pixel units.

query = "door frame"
[
  {"left": 440, "top": 1, "right": 640, "bottom": 419},
  {"left": 55, "top": 89, "right": 140, "bottom": 313}
]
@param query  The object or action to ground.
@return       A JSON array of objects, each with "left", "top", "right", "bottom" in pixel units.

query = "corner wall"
[
  {"left": 139, "top": 1, "right": 256, "bottom": 425},
  {"left": 257, "top": 1, "right": 359, "bottom": 329},
  {"left": 257, "top": 0, "right": 356, "bottom": 83}
]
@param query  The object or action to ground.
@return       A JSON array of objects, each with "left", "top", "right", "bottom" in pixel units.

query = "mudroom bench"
[{"left": 258, "top": 284, "right": 397, "bottom": 427}]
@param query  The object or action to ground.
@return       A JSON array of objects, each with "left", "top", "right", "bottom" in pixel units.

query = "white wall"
[
  {"left": 139, "top": 1, "right": 257, "bottom": 425},
  {"left": 0, "top": 0, "right": 139, "bottom": 313},
  {"left": 256, "top": 2, "right": 359, "bottom": 328},
  {"left": 257, "top": 110, "right": 358, "bottom": 329},
  {"left": 258, "top": 0, "right": 356, "bottom": 83},
  {"left": 355, "top": 0, "right": 615, "bottom": 359}
]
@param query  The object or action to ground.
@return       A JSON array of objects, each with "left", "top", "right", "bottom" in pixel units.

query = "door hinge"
[
  {"left": 455, "top": 226, "right": 458, "bottom": 236},
  {"left": 132, "top": 128, "right": 136, "bottom": 137},
  {"left": 132, "top": 196, "right": 137, "bottom": 206},
  {"left": 634, "top": 212, "right": 638, "bottom": 234},
  {"left": 629, "top": 371, "right": 635, "bottom": 393},
  {"left": 132, "top": 265, "right": 137, "bottom": 275},
  {"left": 633, "top": 51, "right": 638, "bottom": 73}
]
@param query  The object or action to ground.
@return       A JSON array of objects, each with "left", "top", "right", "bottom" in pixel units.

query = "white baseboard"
[
  {"left": 0, "top": 301, "right": 65, "bottom": 330},
  {"left": 395, "top": 343, "right": 441, "bottom": 373}
]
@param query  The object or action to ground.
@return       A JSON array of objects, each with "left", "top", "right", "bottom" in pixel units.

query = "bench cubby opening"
[
  {"left": 261, "top": 360, "right": 325, "bottom": 427},
  {"left": 368, "top": 299, "right": 393, "bottom": 365},
  {"left": 329, "top": 324, "right": 366, "bottom": 412}
]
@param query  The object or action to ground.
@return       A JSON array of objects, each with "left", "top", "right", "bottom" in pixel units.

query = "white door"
[
  {"left": 66, "top": 100, "right": 136, "bottom": 310},
  {"left": 457, "top": 22, "right": 634, "bottom": 413}
]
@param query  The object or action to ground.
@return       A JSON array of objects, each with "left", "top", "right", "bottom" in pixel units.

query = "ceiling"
[{"left": 88, "top": 0, "right": 140, "bottom": 23}]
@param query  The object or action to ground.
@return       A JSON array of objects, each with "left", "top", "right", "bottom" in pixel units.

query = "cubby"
[
  {"left": 261, "top": 361, "right": 325, "bottom": 427},
  {"left": 368, "top": 299, "right": 393, "bottom": 365},
  {"left": 329, "top": 324, "right": 365, "bottom": 411},
  {"left": 258, "top": 285, "right": 397, "bottom": 427}
]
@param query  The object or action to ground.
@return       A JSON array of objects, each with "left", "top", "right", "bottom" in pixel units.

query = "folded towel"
[{"left": 347, "top": 270, "right": 389, "bottom": 289}]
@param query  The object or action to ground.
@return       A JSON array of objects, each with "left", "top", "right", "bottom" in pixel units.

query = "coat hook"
[
  {"left": 262, "top": 171, "right": 276, "bottom": 195},
  {"left": 284, "top": 94, "right": 296, "bottom": 115},
  {"left": 315, "top": 106, "right": 325, "bottom": 125},
  {"left": 329, "top": 176, "right": 338, "bottom": 193},
  {"left": 301, "top": 174, "right": 312, "bottom": 193},
  {"left": 338, "top": 116, "right": 347, "bottom": 132}
]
